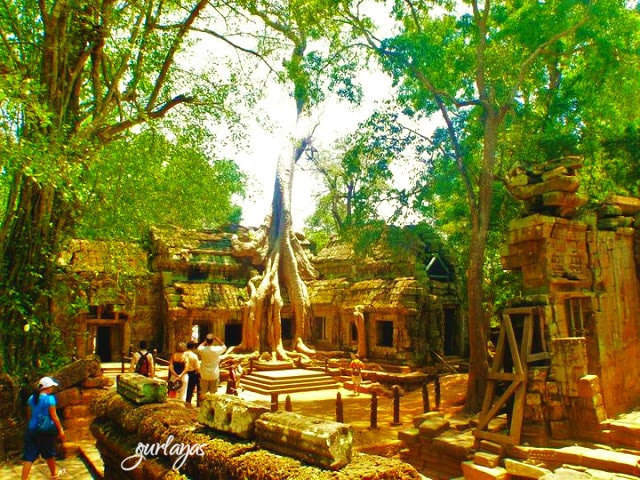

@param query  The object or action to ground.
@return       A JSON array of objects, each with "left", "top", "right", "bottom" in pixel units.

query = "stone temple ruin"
[
  {"left": 441, "top": 156, "right": 640, "bottom": 478},
  {"left": 56, "top": 225, "right": 464, "bottom": 369},
  {"left": 48, "top": 155, "right": 640, "bottom": 478},
  {"left": 397, "top": 157, "right": 640, "bottom": 479},
  {"left": 496, "top": 156, "right": 640, "bottom": 442}
]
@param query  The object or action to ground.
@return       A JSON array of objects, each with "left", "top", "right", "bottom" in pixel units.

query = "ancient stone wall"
[
  {"left": 0, "top": 357, "right": 112, "bottom": 458},
  {"left": 587, "top": 227, "right": 640, "bottom": 414},
  {"left": 502, "top": 201, "right": 640, "bottom": 431}
]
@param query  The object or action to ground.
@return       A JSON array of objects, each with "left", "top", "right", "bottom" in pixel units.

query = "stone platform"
[{"left": 241, "top": 368, "right": 339, "bottom": 395}]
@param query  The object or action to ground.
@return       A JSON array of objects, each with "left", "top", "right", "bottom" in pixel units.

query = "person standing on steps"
[
  {"left": 197, "top": 334, "right": 226, "bottom": 396},
  {"left": 22, "top": 376, "right": 66, "bottom": 480}
]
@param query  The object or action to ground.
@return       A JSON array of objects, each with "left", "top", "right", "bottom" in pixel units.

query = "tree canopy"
[
  {"left": 332, "top": 0, "right": 640, "bottom": 410},
  {"left": 1, "top": 0, "right": 639, "bottom": 399},
  {"left": 0, "top": 0, "right": 246, "bottom": 372}
]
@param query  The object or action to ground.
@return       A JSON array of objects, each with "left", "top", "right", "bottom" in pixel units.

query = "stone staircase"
[{"left": 241, "top": 368, "right": 339, "bottom": 395}]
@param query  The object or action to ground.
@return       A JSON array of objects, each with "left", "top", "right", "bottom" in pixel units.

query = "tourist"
[
  {"left": 350, "top": 354, "right": 365, "bottom": 396},
  {"left": 22, "top": 376, "right": 65, "bottom": 480},
  {"left": 130, "top": 340, "right": 155, "bottom": 378},
  {"left": 197, "top": 334, "right": 226, "bottom": 396},
  {"left": 168, "top": 342, "right": 188, "bottom": 400},
  {"left": 184, "top": 341, "right": 201, "bottom": 406},
  {"left": 225, "top": 359, "right": 242, "bottom": 396}
]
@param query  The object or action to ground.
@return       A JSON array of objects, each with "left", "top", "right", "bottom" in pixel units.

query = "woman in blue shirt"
[{"left": 22, "top": 376, "right": 66, "bottom": 479}]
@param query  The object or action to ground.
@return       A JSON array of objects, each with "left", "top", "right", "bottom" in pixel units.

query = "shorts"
[{"left": 23, "top": 430, "right": 57, "bottom": 462}]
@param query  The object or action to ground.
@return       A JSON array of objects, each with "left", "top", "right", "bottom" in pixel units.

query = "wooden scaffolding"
[{"left": 475, "top": 306, "right": 549, "bottom": 445}]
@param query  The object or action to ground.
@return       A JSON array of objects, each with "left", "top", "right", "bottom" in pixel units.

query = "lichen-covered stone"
[
  {"left": 117, "top": 373, "right": 167, "bottom": 404},
  {"left": 256, "top": 411, "right": 353, "bottom": 470},
  {"left": 91, "top": 386, "right": 422, "bottom": 479},
  {"left": 53, "top": 356, "right": 103, "bottom": 390},
  {"left": 198, "top": 393, "right": 269, "bottom": 439}
]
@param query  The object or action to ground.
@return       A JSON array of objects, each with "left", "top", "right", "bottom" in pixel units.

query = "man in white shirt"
[{"left": 197, "top": 334, "right": 226, "bottom": 395}]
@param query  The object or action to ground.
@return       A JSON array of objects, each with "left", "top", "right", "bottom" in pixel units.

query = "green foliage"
[
  {"left": 370, "top": 0, "right": 640, "bottom": 300},
  {"left": 239, "top": 0, "right": 366, "bottom": 114},
  {"left": 304, "top": 110, "right": 422, "bottom": 240},
  {"left": 76, "top": 128, "right": 245, "bottom": 241},
  {"left": 0, "top": 0, "right": 249, "bottom": 375}
]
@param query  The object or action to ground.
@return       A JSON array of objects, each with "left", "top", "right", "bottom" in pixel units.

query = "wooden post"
[
  {"left": 422, "top": 383, "right": 430, "bottom": 413},
  {"left": 121, "top": 353, "right": 125, "bottom": 374},
  {"left": 285, "top": 395, "right": 292, "bottom": 412},
  {"left": 270, "top": 393, "right": 279, "bottom": 412},
  {"left": 370, "top": 392, "right": 378, "bottom": 429},
  {"left": 336, "top": 392, "right": 344, "bottom": 423},
  {"left": 435, "top": 375, "right": 441, "bottom": 410},
  {"left": 325, "top": 358, "right": 329, "bottom": 375},
  {"left": 249, "top": 357, "right": 255, "bottom": 374},
  {"left": 391, "top": 385, "right": 402, "bottom": 426}
]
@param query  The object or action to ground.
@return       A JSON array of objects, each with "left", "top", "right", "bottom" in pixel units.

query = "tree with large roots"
[
  {"left": 232, "top": 137, "right": 319, "bottom": 361},
  {"left": 227, "top": 2, "right": 341, "bottom": 362}
]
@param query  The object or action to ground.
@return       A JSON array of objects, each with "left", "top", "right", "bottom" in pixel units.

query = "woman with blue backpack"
[{"left": 22, "top": 376, "right": 65, "bottom": 479}]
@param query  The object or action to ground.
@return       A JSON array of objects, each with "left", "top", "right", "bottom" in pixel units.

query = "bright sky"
[
  {"left": 232, "top": 70, "right": 394, "bottom": 230},
  {"left": 192, "top": 2, "right": 400, "bottom": 231}
]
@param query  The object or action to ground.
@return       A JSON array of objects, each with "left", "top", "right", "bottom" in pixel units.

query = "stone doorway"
[
  {"left": 225, "top": 323, "right": 242, "bottom": 346},
  {"left": 83, "top": 304, "right": 128, "bottom": 361},
  {"left": 443, "top": 306, "right": 459, "bottom": 356},
  {"left": 96, "top": 326, "right": 113, "bottom": 361}
]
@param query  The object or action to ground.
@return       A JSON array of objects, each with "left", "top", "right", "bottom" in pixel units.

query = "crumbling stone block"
[
  {"left": 549, "top": 420, "right": 570, "bottom": 440},
  {"left": 461, "top": 460, "right": 507, "bottom": 480},
  {"left": 577, "top": 374, "right": 601, "bottom": 398},
  {"left": 56, "top": 387, "right": 81, "bottom": 409},
  {"left": 255, "top": 410, "right": 353, "bottom": 470},
  {"left": 198, "top": 393, "right": 269, "bottom": 440},
  {"left": 473, "top": 451, "right": 501, "bottom": 468},
  {"left": 503, "top": 458, "right": 551, "bottom": 478},
  {"left": 418, "top": 416, "right": 450, "bottom": 437},
  {"left": 411, "top": 411, "right": 444, "bottom": 428},
  {"left": 116, "top": 373, "right": 167, "bottom": 404}
]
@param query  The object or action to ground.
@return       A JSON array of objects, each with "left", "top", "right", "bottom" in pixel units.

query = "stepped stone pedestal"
[{"left": 241, "top": 368, "right": 338, "bottom": 395}]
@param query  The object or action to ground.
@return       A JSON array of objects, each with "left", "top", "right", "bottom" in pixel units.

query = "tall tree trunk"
[
  {"left": 464, "top": 112, "right": 499, "bottom": 412},
  {"left": 0, "top": 171, "right": 71, "bottom": 372}
]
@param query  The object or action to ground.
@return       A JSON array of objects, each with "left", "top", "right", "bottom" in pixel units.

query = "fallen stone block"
[
  {"left": 503, "top": 458, "right": 551, "bottom": 479},
  {"left": 198, "top": 393, "right": 269, "bottom": 440},
  {"left": 412, "top": 411, "right": 445, "bottom": 428},
  {"left": 116, "top": 373, "right": 167, "bottom": 404},
  {"left": 473, "top": 451, "right": 501, "bottom": 468},
  {"left": 418, "top": 416, "right": 450, "bottom": 437},
  {"left": 51, "top": 356, "right": 102, "bottom": 390},
  {"left": 255, "top": 410, "right": 353, "bottom": 470},
  {"left": 461, "top": 461, "right": 507, "bottom": 480}
]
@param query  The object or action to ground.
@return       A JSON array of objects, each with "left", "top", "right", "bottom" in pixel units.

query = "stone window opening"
[
  {"left": 565, "top": 297, "right": 591, "bottom": 337},
  {"left": 313, "top": 316, "right": 327, "bottom": 341}
]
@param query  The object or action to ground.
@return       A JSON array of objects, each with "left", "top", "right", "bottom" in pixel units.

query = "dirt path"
[{"left": 238, "top": 373, "right": 469, "bottom": 451}]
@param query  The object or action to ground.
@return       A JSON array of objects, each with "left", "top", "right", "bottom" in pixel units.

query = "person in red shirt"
[{"left": 349, "top": 355, "right": 365, "bottom": 396}]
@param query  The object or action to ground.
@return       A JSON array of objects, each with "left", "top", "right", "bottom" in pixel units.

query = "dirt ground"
[{"left": 239, "top": 373, "right": 470, "bottom": 453}]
